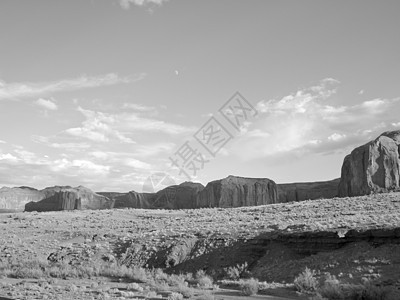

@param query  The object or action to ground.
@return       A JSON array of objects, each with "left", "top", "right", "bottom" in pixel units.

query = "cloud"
[
  {"left": 63, "top": 106, "right": 194, "bottom": 144},
  {"left": 230, "top": 78, "right": 400, "bottom": 161},
  {"left": 328, "top": 133, "right": 346, "bottom": 142},
  {"left": 122, "top": 103, "right": 155, "bottom": 112},
  {"left": 119, "top": 0, "right": 168, "bottom": 10},
  {"left": 0, "top": 153, "right": 18, "bottom": 162},
  {"left": 65, "top": 107, "right": 136, "bottom": 143},
  {"left": 0, "top": 73, "right": 145, "bottom": 100},
  {"left": 35, "top": 98, "right": 58, "bottom": 111},
  {"left": 32, "top": 135, "right": 91, "bottom": 150},
  {"left": 0, "top": 140, "right": 6, "bottom": 144}
]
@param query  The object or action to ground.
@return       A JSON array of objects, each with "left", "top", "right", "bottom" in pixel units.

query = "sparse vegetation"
[
  {"left": 294, "top": 267, "right": 318, "bottom": 293},
  {"left": 223, "top": 262, "right": 249, "bottom": 280},
  {"left": 195, "top": 270, "right": 214, "bottom": 288},
  {"left": 240, "top": 278, "right": 259, "bottom": 296},
  {"left": 316, "top": 275, "right": 400, "bottom": 300}
]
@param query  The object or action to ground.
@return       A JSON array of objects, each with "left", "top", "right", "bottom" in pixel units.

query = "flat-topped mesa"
[
  {"left": 113, "top": 191, "right": 155, "bottom": 209},
  {"left": 338, "top": 130, "right": 400, "bottom": 197},
  {"left": 0, "top": 187, "right": 44, "bottom": 211},
  {"left": 196, "top": 175, "right": 277, "bottom": 208},
  {"left": 25, "top": 186, "right": 113, "bottom": 212},
  {"left": 112, "top": 182, "right": 204, "bottom": 209},
  {"left": 277, "top": 179, "right": 340, "bottom": 203}
]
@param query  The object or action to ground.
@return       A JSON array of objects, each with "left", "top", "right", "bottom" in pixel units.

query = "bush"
[
  {"left": 195, "top": 270, "right": 213, "bottom": 289},
  {"left": 168, "top": 292, "right": 184, "bottom": 300},
  {"left": 294, "top": 267, "right": 318, "bottom": 293},
  {"left": 224, "top": 262, "right": 249, "bottom": 280},
  {"left": 317, "top": 275, "right": 400, "bottom": 300},
  {"left": 240, "top": 278, "right": 259, "bottom": 296},
  {"left": 198, "top": 290, "right": 215, "bottom": 300}
]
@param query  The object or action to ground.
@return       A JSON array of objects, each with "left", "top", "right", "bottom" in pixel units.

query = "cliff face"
[
  {"left": 196, "top": 176, "right": 277, "bottom": 208},
  {"left": 338, "top": 131, "right": 400, "bottom": 197},
  {"left": 152, "top": 182, "right": 204, "bottom": 209},
  {"left": 113, "top": 192, "right": 155, "bottom": 209},
  {"left": 277, "top": 179, "right": 340, "bottom": 203},
  {"left": 0, "top": 187, "right": 45, "bottom": 210},
  {"left": 25, "top": 186, "right": 113, "bottom": 212},
  {"left": 112, "top": 182, "right": 204, "bottom": 209}
]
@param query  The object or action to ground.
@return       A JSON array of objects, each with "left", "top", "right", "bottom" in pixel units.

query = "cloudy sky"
[{"left": 0, "top": 0, "right": 399, "bottom": 192}]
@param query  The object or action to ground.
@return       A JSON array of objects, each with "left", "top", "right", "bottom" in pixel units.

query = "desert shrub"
[
  {"left": 344, "top": 282, "right": 400, "bottom": 300},
  {"left": 317, "top": 276, "right": 400, "bottom": 300},
  {"left": 100, "top": 263, "right": 149, "bottom": 282},
  {"left": 168, "top": 292, "right": 184, "bottom": 300},
  {"left": 240, "top": 278, "right": 259, "bottom": 296},
  {"left": 224, "top": 262, "right": 249, "bottom": 280},
  {"left": 317, "top": 274, "right": 344, "bottom": 299},
  {"left": 127, "top": 282, "right": 142, "bottom": 291},
  {"left": 198, "top": 290, "right": 215, "bottom": 300},
  {"left": 294, "top": 267, "right": 318, "bottom": 293},
  {"left": 195, "top": 270, "right": 213, "bottom": 289},
  {"left": 174, "top": 282, "right": 195, "bottom": 298}
]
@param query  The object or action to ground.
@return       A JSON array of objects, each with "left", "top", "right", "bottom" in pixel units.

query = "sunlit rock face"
[
  {"left": 0, "top": 187, "right": 45, "bottom": 211},
  {"left": 277, "top": 179, "right": 340, "bottom": 203},
  {"left": 25, "top": 186, "right": 113, "bottom": 212},
  {"left": 338, "top": 131, "right": 400, "bottom": 197},
  {"left": 196, "top": 175, "right": 278, "bottom": 208},
  {"left": 111, "top": 182, "right": 204, "bottom": 209}
]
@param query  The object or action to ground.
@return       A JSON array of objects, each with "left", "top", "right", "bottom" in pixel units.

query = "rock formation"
[
  {"left": 152, "top": 182, "right": 204, "bottom": 209},
  {"left": 338, "top": 130, "right": 400, "bottom": 197},
  {"left": 0, "top": 187, "right": 45, "bottom": 211},
  {"left": 277, "top": 179, "right": 340, "bottom": 203},
  {"left": 25, "top": 186, "right": 113, "bottom": 212},
  {"left": 196, "top": 175, "right": 277, "bottom": 208},
  {"left": 113, "top": 192, "right": 155, "bottom": 209},
  {"left": 111, "top": 182, "right": 204, "bottom": 209}
]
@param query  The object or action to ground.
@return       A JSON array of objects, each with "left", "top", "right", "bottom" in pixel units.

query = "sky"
[{"left": 0, "top": 0, "right": 399, "bottom": 192}]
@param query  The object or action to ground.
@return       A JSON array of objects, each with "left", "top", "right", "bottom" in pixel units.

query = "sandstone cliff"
[
  {"left": 338, "top": 131, "right": 400, "bottom": 197},
  {"left": 0, "top": 187, "right": 45, "bottom": 211},
  {"left": 277, "top": 179, "right": 340, "bottom": 203},
  {"left": 152, "top": 182, "right": 204, "bottom": 209},
  {"left": 111, "top": 182, "right": 204, "bottom": 209},
  {"left": 196, "top": 175, "right": 277, "bottom": 208},
  {"left": 25, "top": 186, "right": 113, "bottom": 212},
  {"left": 113, "top": 192, "right": 155, "bottom": 209}
]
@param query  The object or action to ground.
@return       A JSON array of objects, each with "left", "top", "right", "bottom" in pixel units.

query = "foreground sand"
[{"left": 1, "top": 192, "right": 400, "bottom": 299}]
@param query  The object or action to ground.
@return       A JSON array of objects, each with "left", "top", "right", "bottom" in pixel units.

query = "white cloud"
[
  {"left": 392, "top": 122, "right": 400, "bottom": 127},
  {"left": 122, "top": 103, "right": 155, "bottom": 112},
  {"left": 52, "top": 158, "right": 110, "bottom": 175},
  {"left": 358, "top": 89, "right": 365, "bottom": 95},
  {"left": 35, "top": 98, "right": 58, "bottom": 110},
  {"left": 31, "top": 135, "right": 91, "bottom": 150},
  {"left": 125, "top": 158, "right": 152, "bottom": 169},
  {"left": 0, "top": 140, "right": 6, "bottom": 144},
  {"left": 231, "top": 79, "right": 400, "bottom": 161},
  {"left": 0, "top": 73, "right": 145, "bottom": 100},
  {"left": 328, "top": 133, "right": 346, "bottom": 142},
  {"left": 64, "top": 106, "right": 193, "bottom": 144},
  {"left": 119, "top": 0, "right": 168, "bottom": 10},
  {"left": 65, "top": 107, "right": 136, "bottom": 143},
  {"left": 0, "top": 153, "right": 18, "bottom": 162}
]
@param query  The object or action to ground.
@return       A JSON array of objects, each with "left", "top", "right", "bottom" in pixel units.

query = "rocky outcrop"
[
  {"left": 152, "top": 182, "right": 204, "bottom": 209},
  {"left": 338, "top": 131, "right": 400, "bottom": 197},
  {"left": 113, "top": 192, "right": 155, "bottom": 209},
  {"left": 25, "top": 186, "right": 113, "bottom": 212},
  {"left": 111, "top": 182, "right": 204, "bottom": 209},
  {"left": 0, "top": 187, "right": 45, "bottom": 211},
  {"left": 277, "top": 179, "right": 340, "bottom": 203},
  {"left": 196, "top": 175, "right": 277, "bottom": 208}
]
